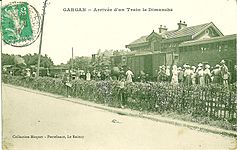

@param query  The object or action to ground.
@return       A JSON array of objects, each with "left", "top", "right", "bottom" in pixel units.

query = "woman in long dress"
[
  {"left": 171, "top": 65, "right": 178, "bottom": 85},
  {"left": 126, "top": 68, "right": 134, "bottom": 83},
  {"left": 86, "top": 71, "right": 91, "bottom": 81}
]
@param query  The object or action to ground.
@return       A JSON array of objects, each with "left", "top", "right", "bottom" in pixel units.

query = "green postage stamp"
[{"left": 1, "top": 2, "right": 41, "bottom": 47}]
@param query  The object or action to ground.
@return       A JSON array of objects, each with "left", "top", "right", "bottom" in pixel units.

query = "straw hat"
[
  {"left": 197, "top": 67, "right": 202, "bottom": 70},
  {"left": 220, "top": 60, "right": 225, "bottom": 64},
  {"left": 172, "top": 65, "right": 177, "bottom": 69},
  {"left": 198, "top": 63, "right": 203, "bottom": 67},
  {"left": 205, "top": 64, "right": 210, "bottom": 68}
]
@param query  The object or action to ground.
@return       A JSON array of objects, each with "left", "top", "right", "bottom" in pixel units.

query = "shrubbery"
[{"left": 2, "top": 75, "right": 237, "bottom": 127}]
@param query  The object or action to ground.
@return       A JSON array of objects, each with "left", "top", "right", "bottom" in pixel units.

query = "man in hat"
[
  {"left": 220, "top": 60, "right": 229, "bottom": 86},
  {"left": 211, "top": 64, "right": 221, "bottom": 84},
  {"left": 62, "top": 70, "right": 72, "bottom": 97},
  {"left": 118, "top": 76, "right": 126, "bottom": 108},
  {"left": 182, "top": 64, "right": 187, "bottom": 84},
  {"left": 165, "top": 65, "right": 171, "bottom": 82},
  {"left": 178, "top": 67, "right": 184, "bottom": 84},
  {"left": 204, "top": 64, "right": 211, "bottom": 85},
  {"left": 184, "top": 65, "right": 192, "bottom": 86},
  {"left": 191, "top": 66, "right": 196, "bottom": 85},
  {"left": 197, "top": 63, "right": 205, "bottom": 86}
]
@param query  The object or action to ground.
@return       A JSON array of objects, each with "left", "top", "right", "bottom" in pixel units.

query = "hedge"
[{"left": 2, "top": 75, "right": 237, "bottom": 125}]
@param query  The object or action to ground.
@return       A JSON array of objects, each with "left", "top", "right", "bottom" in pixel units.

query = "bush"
[{"left": 2, "top": 75, "right": 237, "bottom": 127}]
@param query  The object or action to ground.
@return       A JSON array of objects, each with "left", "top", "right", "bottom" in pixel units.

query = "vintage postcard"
[{"left": 1, "top": 0, "right": 237, "bottom": 149}]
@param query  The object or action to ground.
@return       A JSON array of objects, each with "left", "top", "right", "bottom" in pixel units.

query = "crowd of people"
[
  {"left": 6, "top": 59, "right": 233, "bottom": 107},
  {"left": 156, "top": 60, "right": 231, "bottom": 86},
  {"left": 62, "top": 59, "right": 233, "bottom": 88}
]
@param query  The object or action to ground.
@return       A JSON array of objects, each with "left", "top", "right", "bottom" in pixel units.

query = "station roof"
[
  {"left": 179, "top": 34, "right": 236, "bottom": 47},
  {"left": 127, "top": 22, "right": 224, "bottom": 46}
]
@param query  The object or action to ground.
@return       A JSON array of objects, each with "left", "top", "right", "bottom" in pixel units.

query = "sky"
[{"left": 1, "top": 0, "right": 237, "bottom": 65}]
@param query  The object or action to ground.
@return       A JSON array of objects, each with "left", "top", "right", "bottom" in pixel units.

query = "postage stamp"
[{"left": 1, "top": 2, "right": 41, "bottom": 47}]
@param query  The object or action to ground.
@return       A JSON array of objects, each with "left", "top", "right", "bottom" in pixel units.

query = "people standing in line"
[
  {"left": 204, "top": 64, "right": 211, "bottom": 85},
  {"left": 125, "top": 68, "right": 134, "bottom": 83},
  {"left": 86, "top": 70, "right": 91, "bottom": 81},
  {"left": 171, "top": 65, "right": 178, "bottom": 85},
  {"left": 191, "top": 66, "right": 196, "bottom": 85}
]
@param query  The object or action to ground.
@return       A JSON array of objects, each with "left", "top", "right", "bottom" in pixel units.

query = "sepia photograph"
[{"left": 1, "top": 0, "right": 237, "bottom": 149}]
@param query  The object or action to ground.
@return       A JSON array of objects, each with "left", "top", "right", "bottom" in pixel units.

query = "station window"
[
  {"left": 224, "top": 44, "right": 228, "bottom": 51},
  {"left": 218, "top": 45, "right": 222, "bottom": 52},
  {"left": 200, "top": 45, "right": 207, "bottom": 53}
]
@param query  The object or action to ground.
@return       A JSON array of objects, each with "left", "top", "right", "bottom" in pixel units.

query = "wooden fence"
[{"left": 3, "top": 75, "right": 237, "bottom": 123}]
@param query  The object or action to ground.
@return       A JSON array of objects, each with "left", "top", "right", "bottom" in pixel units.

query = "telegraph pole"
[
  {"left": 71, "top": 47, "right": 74, "bottom": 71},
  {"left": 36, "top": 0, "right": 48, "bottom": 77}
]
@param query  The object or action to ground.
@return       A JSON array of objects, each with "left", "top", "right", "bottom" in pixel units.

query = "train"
[{"left": 111, "top": 21, "right": 236, "bottom": 82}]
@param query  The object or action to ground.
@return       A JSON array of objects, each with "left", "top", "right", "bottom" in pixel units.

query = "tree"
[
  {"left": 40, "top": 54, "right": 54, "bottom": 68},
  {"left": 67, "top": 56, "right": 91, "bottom": 70},
  {"left": 14, "top": 55, "right": 26, "bottom": 65},
  {"left": 2, "top": 53, "right": 15, "bottom": 66},
  {"left": 22, "top": 53, "right": 54, "bottom": 68},
  {"left": 2, "top": 53, "right": 54, "bottom": 68}
]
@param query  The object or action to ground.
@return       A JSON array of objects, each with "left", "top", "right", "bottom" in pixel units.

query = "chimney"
[
  {"left": 178, "top": 20, "right": 187, "bottom": 30},
  {"left": 159, "top": 25, "right": 168, "bottom": 33}
]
